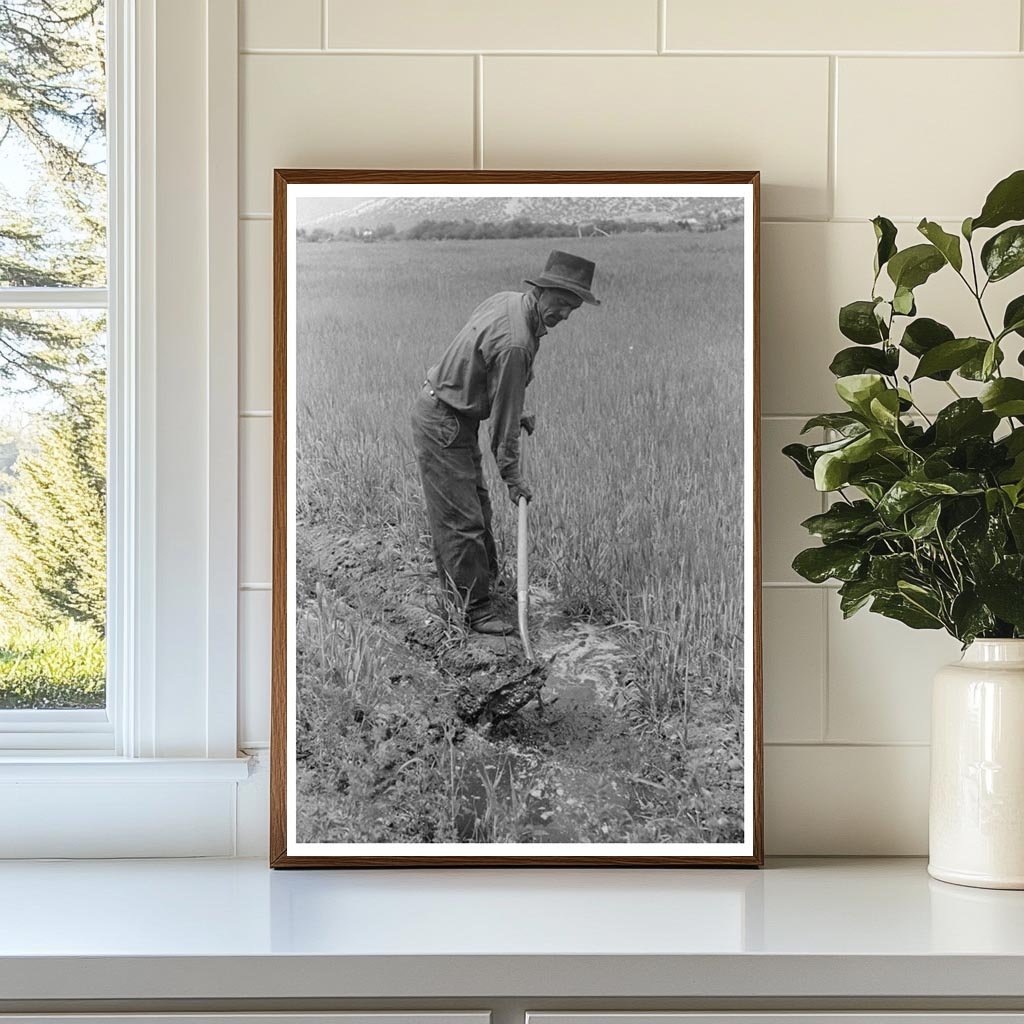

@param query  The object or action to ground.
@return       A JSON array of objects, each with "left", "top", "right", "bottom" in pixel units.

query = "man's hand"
[
  {"left": 519, "top": 412, "right": 536, "bottom": 436},
  {"left": 509, "top": 481, "right": 532, "bottom": 505}
]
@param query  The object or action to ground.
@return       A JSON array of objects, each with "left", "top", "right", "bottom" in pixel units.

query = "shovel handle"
[{"left": 517, "top": 495, "right": 534, "bottom": 662}]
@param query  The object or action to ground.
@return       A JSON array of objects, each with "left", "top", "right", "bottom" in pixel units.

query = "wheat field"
[{"left": 294, "top": 229, "right": 748, "bottom": 844}]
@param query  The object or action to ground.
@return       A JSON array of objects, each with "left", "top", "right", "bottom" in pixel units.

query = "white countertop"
[{"left": 2, "top": 857, "right": 1024, "bottom": 1002}]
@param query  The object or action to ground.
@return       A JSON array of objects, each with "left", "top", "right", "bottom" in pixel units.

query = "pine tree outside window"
[{"left": 0, "top": 2, "right": 109, "bottom": 732}]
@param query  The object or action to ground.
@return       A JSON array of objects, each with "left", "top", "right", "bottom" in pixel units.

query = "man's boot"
[{"left": 469, "top": 609, "right": 515, "bottom": 636}]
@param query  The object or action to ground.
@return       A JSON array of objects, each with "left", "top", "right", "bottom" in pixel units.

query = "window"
[
  {"left": 0, "top": 0, "right": 245, "bottom": 857},
  {"left": 0, "top": 0, "right": 110, "bottom": 746}
]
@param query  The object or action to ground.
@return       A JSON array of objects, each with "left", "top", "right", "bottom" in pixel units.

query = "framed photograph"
[{"left": 270, "top": 170, "right": 762, "bottom": 867}]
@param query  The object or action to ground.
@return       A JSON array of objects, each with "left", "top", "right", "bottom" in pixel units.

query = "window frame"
[{"left": 0, "top": 0, "right": 246, "bottom": 821}]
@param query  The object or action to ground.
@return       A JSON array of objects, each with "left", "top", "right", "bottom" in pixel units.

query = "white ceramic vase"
[{"left": 929, "top": 639, "right": 1024, "bottom": 889}]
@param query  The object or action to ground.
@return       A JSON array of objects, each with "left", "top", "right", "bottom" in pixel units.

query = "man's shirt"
[{"left": 426, "top": 290, "right": 546, "bottom": 488}]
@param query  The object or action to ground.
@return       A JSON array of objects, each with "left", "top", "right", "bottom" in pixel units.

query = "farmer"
[{"left": 411, "top": 250, "right": 601, "bottom": 635}]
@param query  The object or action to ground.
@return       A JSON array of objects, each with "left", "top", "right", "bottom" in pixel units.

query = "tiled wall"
[{"left": 236, "top": 0, "right": 1024, "bottom": 854}]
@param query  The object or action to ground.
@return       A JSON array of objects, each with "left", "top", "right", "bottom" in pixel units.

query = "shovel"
[{"left": 517, "top": 432, "right": 535, "bottom": 663}]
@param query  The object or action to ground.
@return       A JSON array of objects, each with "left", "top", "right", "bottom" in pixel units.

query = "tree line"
[{"left": 298, "top": 213, "right": 740, "bottom": 244}]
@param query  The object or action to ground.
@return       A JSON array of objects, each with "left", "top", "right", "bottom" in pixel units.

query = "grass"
[
  {"left": 294, "top": 230, "right": 746, "bottom": 843},
  {"left": 0, "top": 618, "right": 105, "bottom": 709}
]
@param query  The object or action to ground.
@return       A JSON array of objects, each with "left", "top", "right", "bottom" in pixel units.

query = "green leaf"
[
  {"left": 800, "top": 413, "right": 866, "bottom": 435},
  {"left": 892, "top": 286, "right": 916, "bottom": 316},
  {"left": 933, "top": 399, "right": 999, "bottom": 445},
  {"left": 1003, "top": 295, "right": 1024, "bottom": 339},
  {"left": 996, "top": 318, "right": 1024, "bottom": 341},
  {"left": 1006, "top": 428, "right": 1024, "bottom": 457},
  {"left": 814, "top": 451, "right": 851, "bottom": 491},
  {"left": 877, "top": 479, "right": 958, "bottom": 524},
  {"left": 1009, "top": 508, "right": 1024, "bottom": 546},
  {"left": 849, "top": 454, "right": 910, "bottom": 488},
  {"left": 917, "top": 219, "right": 963, "bottom": 272},
  {"left": 979, "top": 378, "right": 1024, "bottom": 418},
  {"left": 871, "top": 594, "right": 943, "bottom": 630},
  {"left": 975, "top": 577, "right": 1024, "bottom": 629},
  {"left": 959, "top": 345, "right": 1004, "bottom": 381},
  {"left": 868, "top": 389, "right": 902, "bottom": 430},
  {"left": 839, "top": 300, "right": 887, "bottom": 345},
  {"left": 971, "top": 168, "right": 1024, "bottom": 232},
  {"left": 933, "top": 470, "right": 987, "bottom": 494},
  {"left": 900, "top": 318, "right": 955, "bottom": 377},
  {"left": 950, "top": 592, "right": 995, "bottom": 644},
  {"left": 872, "top": 215, "right": 898, "bottom": 277},
  {"left": 998, "top": 432, "right": 1024, "bottom": 488},
  {"left": 949, "top": 504, "right": 1004, "bottom": 573},
  {"left": 809, "top": 433, "right": 865, "bottom": 456},
  {"left": 838, "top": 578, "right": 883, "bottom": 617},
  {"left": 982, "top": 341, "right": 1000, "bottom": 381},
  {"left": 918, "top": 450, "right": 953, "bottom": 478},
  {"left": 800, "top": 501, "right": 879, "bottom": 543},
  {"left": 962, "top": 216, "right": 974, "bottom": 241},
  {"left": 792, "top": 543, "right": 866, "bottom": 584},
  {"left": 985, "top": 487, "right": 1009, "bottom": 514},
  {"left": 981, "top": 225, "right": 1024, "bottom": 282},
  {"left": 948, "top": 437, "right": 1005, "bottom": 472},
  {"left": 835, "top": 373, "right": 886, "bottom": 413},
  {"left": 912, "top": 338, "right": 988, "bottom": 381},
  {"left": 845, "top": 432, "right": 888, "bottom": 465},
  {"left": 829, "top": 345, "right": 899, "bottom": 378},
  {"left": 887, "top": 243, "right": 946, "bottom": 291},
  {"left": 782, "top": 442, "right": 814, "bottom": 479},
  {"left": 868, "top": 553, "right": 915, "bottom": 587},
  {"left": 908, "top": 501, "right": 943, "bottom": 539}
]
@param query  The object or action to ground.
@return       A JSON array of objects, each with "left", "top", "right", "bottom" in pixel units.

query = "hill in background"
[{"left": 296, "top": 195, "right": 743, "bottom": 235}]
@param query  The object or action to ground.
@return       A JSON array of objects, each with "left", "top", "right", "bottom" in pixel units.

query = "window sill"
[{"left": 0, "top": 755, "right": 252, "bottom": 782}]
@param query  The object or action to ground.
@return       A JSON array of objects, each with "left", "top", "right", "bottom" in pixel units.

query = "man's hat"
[{"left": 524, "top": 250, "right": 601, "bottom": 306}]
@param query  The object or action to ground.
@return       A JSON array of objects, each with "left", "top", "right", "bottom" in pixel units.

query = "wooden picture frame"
[{"left": 271, "top": 170, "right": 762, "bottom": 867}]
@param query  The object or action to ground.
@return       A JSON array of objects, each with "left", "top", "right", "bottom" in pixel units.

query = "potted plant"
[{"left": 785, "top": 169, "right": 1024, "bottom": 889}]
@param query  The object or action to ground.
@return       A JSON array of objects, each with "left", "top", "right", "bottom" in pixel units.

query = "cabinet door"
[
  {"left": 0, "top": 1015, "right": 490, "bottom": 1024},
  {"left": 528, "top": 1015, "right": 1024, "bottom": 1024}
]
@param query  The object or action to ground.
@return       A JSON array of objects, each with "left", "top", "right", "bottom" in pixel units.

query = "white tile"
[
  {"left": 328, "top": 0, "right": 657, "bottom": 51},
  {"left": 240, "top": 55, "right": 474, "bottom": 213},
  {"left": 483, "top": 56, "right": 830, "bottom": 220},
  {"left": 762, "top": 221, "right": 1022, "bottom": 416},
  {"left": 765, "top": 744, "right": 929, "bottom": 854},
  {"left": 240, "top": 417, "right": 273, "bottom": 586},
  {"left": 762, "top": 222, "right": 848, "bottom": 416},
  {"left": 827, "top": 599, "right": 962, "bottom": 744},
  {"left": 836, "top": 58, "right": 1024, "bottom": 221},
  {"left": 761, "top": 418, "right": 824, "bottom": 584},
  {"left": 666, "top": 0, "right": 1020, "bottom": 52},
  {"left": 239, "top": 589, "right": 272, "bottom": 746},
  {"left": 762, "top": 588, "right": 825, "bottom": 743},
  {"left": 241, "top": 0, "right": 321, "bottom": 49},
  {"left": 240, "top": 220, "right": 272, "bottom": 411}
]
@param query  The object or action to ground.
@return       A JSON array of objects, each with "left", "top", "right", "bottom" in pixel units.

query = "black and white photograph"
[{"left": 272, "top": 171, "right": 762, "bottom": 866}]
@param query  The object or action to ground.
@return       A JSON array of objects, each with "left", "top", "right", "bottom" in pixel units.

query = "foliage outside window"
[{"left": 0, "top": 0, "right": 107, "bottom": 708}]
